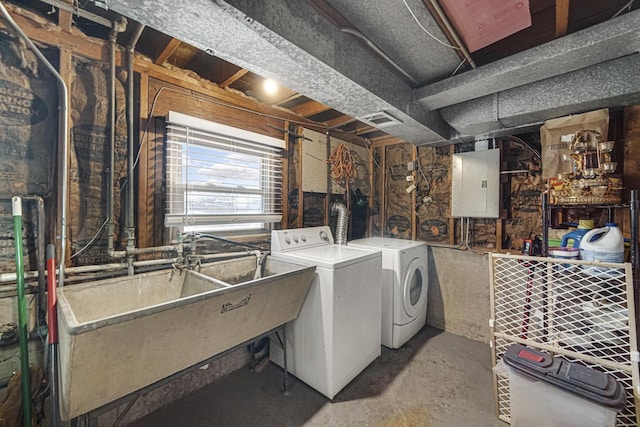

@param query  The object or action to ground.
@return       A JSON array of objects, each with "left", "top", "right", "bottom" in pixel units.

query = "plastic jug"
[
  {"left": 579, "top": 223, "right": 625, "bottom": 275},
  {"left": 560, "top": 219, "right": 594, "bottom": 248}
]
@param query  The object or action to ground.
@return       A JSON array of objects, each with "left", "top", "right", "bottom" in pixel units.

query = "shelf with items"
[
  {"left": 541, "top": 192, "right": 637, "bottom": 262},
  {"left": 548, "top": 130, "right": 623, "bottom": 206}
]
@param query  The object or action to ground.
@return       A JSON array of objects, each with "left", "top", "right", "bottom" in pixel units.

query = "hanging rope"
[
  {"left": 327, "top": 143, "right": 357, "bottom": 182},
  {"left": 327, "top": 143, "right": 357, "bottom": 209}
]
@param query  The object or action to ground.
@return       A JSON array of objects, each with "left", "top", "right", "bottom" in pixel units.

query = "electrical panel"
[{"left": 451, "top": 148, "right": 500, "bottom": 218}]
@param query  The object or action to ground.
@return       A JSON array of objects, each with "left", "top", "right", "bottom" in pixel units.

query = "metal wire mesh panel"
[{"left": 490, "top": 253, "right": 638, "bottom": 426}]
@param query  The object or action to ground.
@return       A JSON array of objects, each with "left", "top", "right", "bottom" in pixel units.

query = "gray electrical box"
[{"left": 451, "top": 149, "right": 500, "bottom": 218}]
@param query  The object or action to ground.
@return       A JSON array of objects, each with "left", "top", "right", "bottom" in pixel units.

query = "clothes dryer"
[{"left": 348, "top": 237, "right": 428, "bottom": 348}]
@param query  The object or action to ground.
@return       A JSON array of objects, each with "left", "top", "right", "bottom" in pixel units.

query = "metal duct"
[
  {"left": 331, "top": 202, "right": 348, "bottom": 245},
  {"left": 441, "top": 54, "right": 640, "bottom": 138},
  {"left": 415, "top": 9, "right": 640, "bottom": 110},
  {"left": 91, "top": 0, "right": 454, "bottom": 144}
]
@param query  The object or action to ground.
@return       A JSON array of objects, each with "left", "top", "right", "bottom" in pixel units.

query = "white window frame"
[{"left": 165, "top": 111, "right": 284, "bottom": 234}]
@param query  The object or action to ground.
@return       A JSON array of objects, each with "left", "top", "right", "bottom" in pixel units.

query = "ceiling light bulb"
[{"left": 264, "top": 78, "right": 278, "bottom": 95}]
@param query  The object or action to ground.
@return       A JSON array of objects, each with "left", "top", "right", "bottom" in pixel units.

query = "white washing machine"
[
  {"left": 269, "top": 226, "right": 382, "bottom": 399},
  {"left": 348, "top": 237, "right": 428, "bottom": 349}
]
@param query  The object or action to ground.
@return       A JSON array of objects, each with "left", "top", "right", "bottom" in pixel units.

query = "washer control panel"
[{"left": 271, "top": 226, "right": 335, "bottom": 252}]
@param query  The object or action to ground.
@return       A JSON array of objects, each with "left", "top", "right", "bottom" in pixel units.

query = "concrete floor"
[{"left": 131, "top": 327, "right": 507, "bottom": 427}]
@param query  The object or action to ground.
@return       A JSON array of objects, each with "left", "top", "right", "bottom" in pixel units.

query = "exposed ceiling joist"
[
  {"left": 100, "top": 0, "right": 454, "bottom": 144},
  {"left": 291, "top": 100, "right": 331, "bottom": 117},
  {"left": 154, "top": 37, "right": 181, "bottom": 64},
  {"left": 219, "top": 68, "right": 248, "bottom": 88},
  {"left": 351, "top": 124, "right": 376, "bottom": 135},
  {"left": 556, "top": 0, "right": 571, "bottom": 37},
  {"left": 325, "top": 115, "right": 357, "bottom": 129},
  {"left": 275, "top": 93, "right": 304, "bottom": 106},
  {"left": 79, "top": 0, "right": 640, "bottom": 144}
]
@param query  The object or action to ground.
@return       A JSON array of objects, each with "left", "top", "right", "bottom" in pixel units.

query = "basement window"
[{"left": 165, "top": 112, "right": 283, "bottom": 234}]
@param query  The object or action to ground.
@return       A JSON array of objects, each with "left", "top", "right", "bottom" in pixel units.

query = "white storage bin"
[{"left": 504, "top": 344, "right": 625, "bottom": 427}]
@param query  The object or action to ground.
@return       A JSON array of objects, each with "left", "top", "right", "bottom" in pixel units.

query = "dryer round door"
[{"left": 402, "top": 257, "right": 428, "bottom": 318}]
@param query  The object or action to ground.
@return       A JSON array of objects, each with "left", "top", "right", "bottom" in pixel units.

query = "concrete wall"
[{"left": 427, "top": 246, "right": 491, "bottom": 343}]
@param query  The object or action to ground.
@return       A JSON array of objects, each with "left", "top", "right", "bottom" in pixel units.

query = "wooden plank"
[
  {"left": 219, "top": 68, "right": 249, "bottom": 88},
  {"left": 0, "top": 5, "right": 114, "bottom": 63},
  {"left": 137, "top": 59, "right": 320, "bottom": 128},
  {"left": 555, "top": 0, "right": 570, "bottom": 38},
  {"left": 154, "top": 38, "right": 181, "bottom": 65},
  {"left": 354, "top": 125, "right": 376, "bottom": 136},
  {"left": 58, "top": 0, "right": 73, "bottom": 32},
  {"left": 291, "top": 100, "right": 331, "bottom": 118},
  {"left": 381, "top": 146, "right": 387, "bottom": 237},
  {"left": 152, "top": 117, "right": 165, "bottom": 245},
  {"left": 370, "top": 136, "right": 406, "bottom": 148},
  {"left": 60, "top": 46, "right": 74, "bottom": 264},
  {"left": 137, "top": 72, "right": 150, "bottom": 247},
  {"left": 368, "top": 146, "right": 375, "bottom": 236},
  {"left": 449, "top": 145, "right": 455, "bottom": 245},
  {"left": 296, "top": 126, "right": 304, "bottom": 229},
  {"left": 325, "top": 115, "right": 357, "bottom": 129},
  {"left": 496, "top": 139, "right": 504, "bottom": 251},
  {"left": 275, "top": 93, "right": 304, "bottom": 106},
  {"left": 411, "top": 145, "right": 417, "bottom": 240},
  {"left": 281, "top": 121, "right": 290, "bottom": 230}
]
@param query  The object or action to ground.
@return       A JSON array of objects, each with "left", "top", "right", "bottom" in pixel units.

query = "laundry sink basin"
[{"left": 57, "top": 255, "right": 315, "bottom": 420}]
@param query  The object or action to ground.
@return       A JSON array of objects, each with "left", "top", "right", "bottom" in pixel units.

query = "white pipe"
[
  {"left": 340, "top": 27, "right": 419, "bottom": 86},
  {"left": 425, "top": 0, "right": 476, "bottom": 69},
  {"left": 0, "top": 2, "right": 70, "bottom": 288}
]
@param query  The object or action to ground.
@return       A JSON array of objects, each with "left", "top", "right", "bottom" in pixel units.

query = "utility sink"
[{"left": 57, "top": 255, "right": 315, "bottom": 420}]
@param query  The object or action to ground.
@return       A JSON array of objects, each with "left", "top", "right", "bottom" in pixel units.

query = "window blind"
[{"left": 165, "top": 112, "right": 283, "bottom": 231}]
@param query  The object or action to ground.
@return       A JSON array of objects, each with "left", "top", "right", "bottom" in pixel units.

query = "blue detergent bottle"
[{"left": 560, "top": 219, "right": 594, "bottom": 248}]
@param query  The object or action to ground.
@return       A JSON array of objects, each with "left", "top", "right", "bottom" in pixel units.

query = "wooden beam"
[
  {"left": 58, "top": 0, "right": 73, "bottom": 32},
  {"left": 354, "top": 125, "right": 376, "bottom": 136},
  {"left": 275, "top": 92, "right": 303, "bottom": 106},
  {"left": 296, "top": 126, "right": 304, "bottom": 229},
  {"left": 555, "top": 0, "right": 570, "bottom": 38},
  {"left": 59, "top": 46, "right": 73, "bottom": 264},
  {"left": 3, "top": 4, "right": 370, "bottom": 152},
  {"left": 137, "top": 72, "right": 151, "bottom": 247},
  {"left": 381, "top": 146, "right": 387, "bottom": 236},
  {"left": 325, "top": 115, "right": 356, "bottom": 129},
  {"left": 0, "top": 5, "right": 117, "bottom": 63},
  {"left": 449, "top": 145, "right": 455, "bottom": 245},
  {"left": 281, "top": 120, "right": 290, "bottom": 230},
  {"left": 154, "top": 38, "right": 181, "bottom": 65},
  {"left": 219, "top": 68, "right": 248, "bottom": 88},
  {"left": 411, "top": 145, "right": 417, "bottom": 240},
  {"left": 370, "top": 135, "right": 405, "bottom": 148},
  {"left": 291, "top": 100, "right": 331, "bottom": 117}
]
